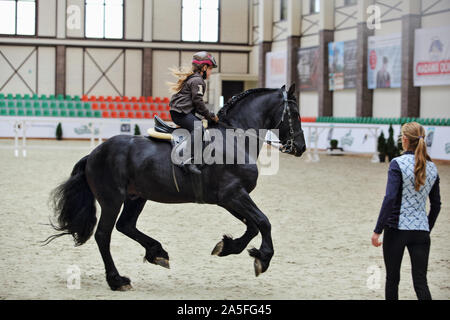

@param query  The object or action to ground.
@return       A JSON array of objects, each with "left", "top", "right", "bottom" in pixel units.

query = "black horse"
[{"left": 47, "top": 84, "right": 306, "bottom": 291}]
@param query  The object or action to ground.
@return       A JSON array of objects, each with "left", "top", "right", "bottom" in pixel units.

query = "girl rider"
[{"left": 168, "top": 51, "right": 219, "bottom": 174}]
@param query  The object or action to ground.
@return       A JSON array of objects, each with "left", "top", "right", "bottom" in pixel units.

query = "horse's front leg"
[
  {"left": 218, "top": 191, "right": 274, "bottom": 277},
  {"left": 211, "top": 207, "right": 258, "bottom": 257}
]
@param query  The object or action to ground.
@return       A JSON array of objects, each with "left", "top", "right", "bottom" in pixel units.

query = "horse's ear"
[
  {"left": 280, "top": 85, "right": 286, "bottom": 91},
  {"left": 288, "top": 83, "right": 296, "bottom": 96}
]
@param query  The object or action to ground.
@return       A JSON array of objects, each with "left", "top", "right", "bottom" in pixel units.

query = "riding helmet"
[{"left": 192, "top": 51, "right": 218, "bottom": 69}]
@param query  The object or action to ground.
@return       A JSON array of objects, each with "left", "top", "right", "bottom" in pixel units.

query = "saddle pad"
[{"left": 147, "top": 128, "right": 173, "bottom": 140}]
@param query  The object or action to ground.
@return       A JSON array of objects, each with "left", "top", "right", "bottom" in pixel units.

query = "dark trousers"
[
  {"left": 170, "top": 110, "right": 203, "bottom": 163},
  {"left": 170, "top": 110, "right": 200, "bottom": 132},
  {"left": 382, "top": 227, "right": 432, "bottom": 300}
]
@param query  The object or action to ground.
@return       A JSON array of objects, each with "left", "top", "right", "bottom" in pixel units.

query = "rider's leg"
[
  {"left": 170, "top": 111, "right": 202, "bottom": 174},
  {"left": 170, "top": 110, "right": 197, "bottom": 132}
]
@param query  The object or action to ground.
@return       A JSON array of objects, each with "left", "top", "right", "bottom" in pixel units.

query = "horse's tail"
[{"left": 43, "top": 155, "right": 97, "bottom": 246}]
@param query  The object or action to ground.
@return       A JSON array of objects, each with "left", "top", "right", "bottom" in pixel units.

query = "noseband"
[{"left": 274, "top": 91, "right": 303, "bottom": 154}]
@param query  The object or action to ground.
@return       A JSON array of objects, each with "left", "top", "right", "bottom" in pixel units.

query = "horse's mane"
[{"left": 217, "top": 88, "right": 278, "bottom": 120}]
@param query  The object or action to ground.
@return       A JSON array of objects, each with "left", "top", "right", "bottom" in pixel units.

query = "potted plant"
[
  {"left": 327, "top": 139, "right": 343, "bottom": 155},
  {"left": 377, "top": 131, "right": 386, "bottom": 163},
  {"left": 386, "top": 124, "right": 397, "bottom": 162},
  {"left": 134, "top": 124, "right": 141, "bottom": 136},
  {"left": 56, "top": 122, "right": 63, "bottom": 140},
  {"left": 330, "top": 139, "right": 338, "bottom": 149},
  {"left": 395, "top": 132, "right": 403, "bottom": 157}
]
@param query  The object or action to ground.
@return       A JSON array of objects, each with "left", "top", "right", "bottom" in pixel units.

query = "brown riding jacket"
[{"left": 169, "top": 73, "right": 214, "bottom": 120}]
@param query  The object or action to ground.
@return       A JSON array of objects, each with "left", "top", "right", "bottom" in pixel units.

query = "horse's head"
[
  {"left": 217, "top": 85, "right": 306, "bottom": 157},
  {"left": 273, "top": 84, "right": 306, "bottom": 157}
]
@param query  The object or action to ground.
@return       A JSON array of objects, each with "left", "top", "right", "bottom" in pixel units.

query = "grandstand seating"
[
  {"left": 0, "top": 94, "right": 172, "bottom": 120},
  {"left": 1, "top": 93, "right": 449, "bottom": 125}
]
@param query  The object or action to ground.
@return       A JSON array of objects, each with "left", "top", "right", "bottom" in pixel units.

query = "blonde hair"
[
  {"left": 167, "top": 64, "right": 203, "bottom": 94},
  {"left": 401, "top": 122, "right": 431, "bottom": 191}
]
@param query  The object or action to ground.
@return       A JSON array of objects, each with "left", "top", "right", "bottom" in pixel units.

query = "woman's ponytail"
[
  {"left": 414, "top": 136, "right": 431, "bottom": 191},
  {"left": 402, "top": 122, "right": 431, "bottom": 191},
  {"left": 167, "top": 64, "right": 204, "bottom": 94},
  {"left": 167, "top": 66, "right": 195, "bottom": 94}
]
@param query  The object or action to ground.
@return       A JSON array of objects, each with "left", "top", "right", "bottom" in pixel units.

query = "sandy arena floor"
[{"left": 0, "top": 139, "right": 448, "bottom": 300}]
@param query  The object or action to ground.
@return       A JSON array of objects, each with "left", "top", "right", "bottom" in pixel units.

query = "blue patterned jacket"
[{"left": 374, "top": 151, "right": 441, "bottom": 234}]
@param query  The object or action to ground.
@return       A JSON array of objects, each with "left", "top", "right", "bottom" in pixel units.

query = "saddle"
[{"left": 147, "top": 116, "right": 178, "bottom": 141}]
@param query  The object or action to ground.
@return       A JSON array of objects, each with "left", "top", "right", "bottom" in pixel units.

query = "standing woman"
[{"left": 372, "top": 122, "right": 441, "bottom": 300}]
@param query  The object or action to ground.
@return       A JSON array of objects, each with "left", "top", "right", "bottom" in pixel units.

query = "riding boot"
[
  {"left": 187, "top": 163, "right": 202, "bottom": 175},
  {"left": 178, "top": 157, "right": 202, "bottom": 175},
  {"left": 175, "top": 127, "right": 204, "bottom": 175},
  {"left": 186, "top": 129, "right": 204, "bottom": 175}
]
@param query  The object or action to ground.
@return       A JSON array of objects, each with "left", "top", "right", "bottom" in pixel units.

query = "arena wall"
[
  {"left": 420, "top": 3, "right": 450, "bottom": 118},
  {"left": 0, "top": 0, "right": 253, "bottom": 101},
  {"left": 0, "top": 0, "right": 449, "bottom": 121},
  {"left": 258, "top": 0, "right": 450, "bottom": 119}
]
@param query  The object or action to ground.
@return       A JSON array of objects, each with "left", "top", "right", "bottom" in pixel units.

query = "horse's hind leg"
[
  {"left": 211, "top": 207, "right": 258, "bottom": 257},
  {"left": 116, "top": 197, "right": 170, "bottom": 269},
  {"left": 95, "top": 200, "right": 132, "bottom": 291}
]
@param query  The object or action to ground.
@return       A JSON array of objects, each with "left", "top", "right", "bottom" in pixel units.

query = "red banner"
[{"left": 416, "top": 60, "right": 450, "bottom": 76}]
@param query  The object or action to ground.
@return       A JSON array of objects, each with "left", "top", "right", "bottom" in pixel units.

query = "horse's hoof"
[
  {"left": 117, "top": 284, "right": 133, "bottom": 291},
  {"left": 254, "top": 258, "right": 263, "bottom": 277},
  {"left": 211, "top": 241, "right": 224, "bottom": 256},
  {"left": 154, "top": 257, "right": 170, "bottom": 269}
]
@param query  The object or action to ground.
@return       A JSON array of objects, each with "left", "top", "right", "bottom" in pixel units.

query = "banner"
[
  {"left": 297, "top": 46, "right": 319, "bottom": 91},
  {"left": 424, "top": 126, "right": 450, "bottom": 160},
  {"left": 303, "top": 123, "right": 450, "bottom": 160},
  {"left": 0, "top": 117, "right": 153, "bottom": 140},
  {"left": 265, "top": 51, "right": 287, "bottom": 88},
  {"left": 328, "top": 40, "right": 357, "bottom": 90},
  {"left": 368, "top": 33, "right": 402, "bottom": 89},
  {"left": 414, "top": 25, "right": 450, "bottom": 87}
]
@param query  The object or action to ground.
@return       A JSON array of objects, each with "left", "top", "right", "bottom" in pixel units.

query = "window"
[
  {"left": 280, "top": 0, "right": 287, "bottom": 21},
  {"left": 344, "top": 0, "right": 356, "bottom": 6},
  {"left": 310, "top": 0, "right": 320, "bottom": 14},
  {"left": 85, "top": 0, "right": 123, "bottom": 39},
  {"left": 0, "top": 0, "right": 35, "bottom": 35},
  {"left": 182, "top": 0, "right": 219, "bottom": 42}
]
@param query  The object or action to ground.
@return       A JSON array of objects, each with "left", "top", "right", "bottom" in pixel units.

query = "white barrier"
[
  {"left": 302, "top": 123, "right": 381, "bottom": 163},
  {"left": 302, "top": 123, "right": 450, "bottom": 161},
  {"left": 1, "top": 117, "right": 449, "bottom": 160},
  {"left": 0, "top": 117, "right": 99, "bottom": 157},
  {"left": 0, "top": 116, "right": 156, "bottom": 157}
]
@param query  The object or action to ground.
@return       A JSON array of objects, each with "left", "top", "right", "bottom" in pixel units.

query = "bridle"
[{"left": 274, "top": 91, "right": 303, "bottom": 154}]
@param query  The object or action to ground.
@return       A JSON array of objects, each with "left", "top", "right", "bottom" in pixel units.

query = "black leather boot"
[
  {"left": 178, "top": 157, "right": 201, "bottom": 175},
  {"left": 186, "top": 163, "right": 202, "bottom": 175}
]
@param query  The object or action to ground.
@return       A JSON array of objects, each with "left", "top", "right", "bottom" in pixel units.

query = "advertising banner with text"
[
  {"left": 265, "top": 51, "right": 287, "bottom": 89},
  {"left": 414, "top": 25, "right": 450, "bottom": 87},
  {"left": 368, "top": 33, "right": 402, "bottom": 89},
  {"left": 297, "top": 46, "right": 319, "bottom": 91},
  {"left": 328, "top": 40, "right": 357, "bottom": 90}
]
